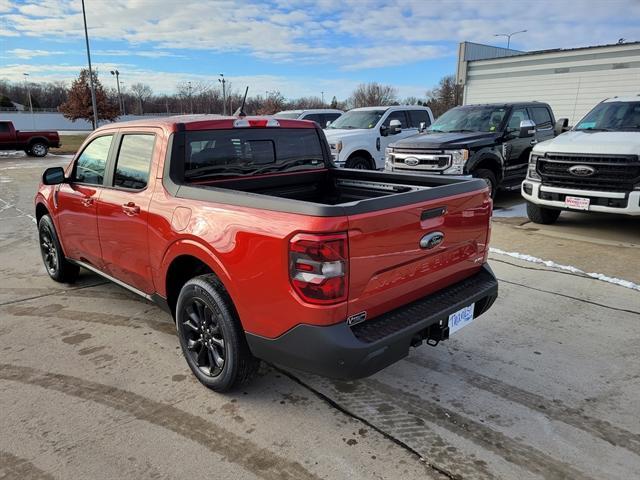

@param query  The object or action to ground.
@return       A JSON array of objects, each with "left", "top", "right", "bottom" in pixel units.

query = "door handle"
[
  {"left": 81, "top": 197, "right": 94, "bottom": 207},
  {"left": 122, "top": 202, "right": 140, "bottom": 216}
]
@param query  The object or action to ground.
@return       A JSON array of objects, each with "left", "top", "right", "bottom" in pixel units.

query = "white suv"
[
  {"left": 274, "top": 109, "right": 343, "bottom": 126},
  {"left": 522, "top": 97, "right": 640, "bottom": 223},
  {"left": 324, "top": 106, "right": 434, "bottom": 169}
]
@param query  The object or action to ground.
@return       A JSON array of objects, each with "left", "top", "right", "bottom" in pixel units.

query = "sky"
[{"left": 1, "top": 0, "right": 639, "bottom": 101}]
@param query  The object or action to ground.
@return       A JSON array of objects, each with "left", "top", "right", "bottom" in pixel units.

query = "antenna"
[{"left": 233, "top": 86, "right": 249, "bottom": 117}]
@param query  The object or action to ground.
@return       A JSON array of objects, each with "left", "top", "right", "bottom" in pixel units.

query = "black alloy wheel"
[
  {"left": 40, "top": 224, "right": 59, "bottom": 276},
  {"left": 181, "top": 297, "right": 226, "bottom": 377}
]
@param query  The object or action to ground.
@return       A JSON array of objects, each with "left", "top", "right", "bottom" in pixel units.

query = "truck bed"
[{"left": 166, "top": 168, "right": 488, "bottom": 216}]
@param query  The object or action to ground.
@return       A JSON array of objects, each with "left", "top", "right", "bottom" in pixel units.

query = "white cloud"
[{"left": 6, "top": 48, "right": 65, "bottom": 59}]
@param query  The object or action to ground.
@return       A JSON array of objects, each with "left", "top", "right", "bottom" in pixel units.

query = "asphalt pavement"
[{"left": 1, "top": 153, "right": 638, "bottom": 479}]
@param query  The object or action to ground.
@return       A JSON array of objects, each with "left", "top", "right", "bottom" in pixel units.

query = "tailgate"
[{"left": 347, "top": 187, "right": 491, "bottom": 320}]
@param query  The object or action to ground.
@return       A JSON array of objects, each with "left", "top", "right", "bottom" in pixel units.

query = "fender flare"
[
  {"left": 342, "top": 146, "right": 376, "bottom": 166},
  {"left": 158, "top": 238, "right": 237, "bottom": 301},
  {"left": 466, "top": 150, "right": 504, "bottom": 180},
  {"left": 27, "top": 136, "right": 50, "bottom": 147}
]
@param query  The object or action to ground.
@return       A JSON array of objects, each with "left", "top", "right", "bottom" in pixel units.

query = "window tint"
[
  {"left": 114, "top": 134, "right": 155, "bottom": 190},
  {"left": 408, "top": 110, "right": 430, "bottom": 128},
  {"left": 383, "top": 111, "right": 408, "bottom": 128},
  {"left": 185, "top": 128, "right": 324, "bottom": 180},
  {"left": 0, "top": 122, "right": 10, "bottom": 133},
  {"left": 531, "top": 107, "right": 553, "bottom": 128},
  {"left": 507, "top": 108, "right": 530, "bottom": 131},
  {"left": 323, "top": 113, "right": 342, "bottom": 125},
  {"left": 74, "top": 135, "right": 113, "bottom": 185},
  {"left": 303, "top": 114, "right": 322, "bottom": 124}
]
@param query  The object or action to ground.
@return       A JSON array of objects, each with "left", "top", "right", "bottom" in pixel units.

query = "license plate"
[
  {"left": 448, "top": 303, "right": 475, "bottom": 335},
  {"left": 565, "top": 196, "right": 590, "bottom": 211}
]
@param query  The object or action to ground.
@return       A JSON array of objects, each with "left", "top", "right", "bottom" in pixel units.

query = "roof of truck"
[
  {"left": 350, "top": 105, "right": 431, "bottom": 112},
  {"left": 94, "top": 115, "right": 318, "bottom": 132}
]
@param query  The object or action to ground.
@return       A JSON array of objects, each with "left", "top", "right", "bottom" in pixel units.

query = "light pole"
[
  {"left": 493, "top": 30, "right": 527, "bottom": 50},
  {"left": 187, "top": 81, "right": 193, "bottom": 114},
  {"left": 321, "top": 91, "right": 324, "bottom": 105},
  {"left": 218, "top": 74, "right": 227, "bottom": 115},
  {"left": 81, "top": 0, "right": 99, "bottom": 129},
  {"left": 110, "top": 69, "right": 123, "bottom": 115},
  {"left": 119, "top": 81, "right": 126, "bottom": 115},
  {"left": 23, "top": 73, "right": 35, "bottom": 128}
]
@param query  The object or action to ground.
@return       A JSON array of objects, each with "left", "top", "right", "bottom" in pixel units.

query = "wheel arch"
[
  {"left": 468, "top": 152, "right": 503, "bottom": 181},
  {"left": 346, "top": 149, "right": 375, "bottom": 169},
  {"left": 27, "top": 136, "right": 50, "bottom": 147},
  {"left": 160, "top": 240, "right": 237, "bottom": 319}
]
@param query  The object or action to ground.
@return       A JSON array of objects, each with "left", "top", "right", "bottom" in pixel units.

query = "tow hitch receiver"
[{"left": 411, "top": 320, "right": 449, "bottom": 348}]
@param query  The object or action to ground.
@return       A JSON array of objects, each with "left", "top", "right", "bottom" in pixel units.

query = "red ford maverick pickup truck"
[{"left": 35, "top": 115, "right": 498, "bottom": 391}]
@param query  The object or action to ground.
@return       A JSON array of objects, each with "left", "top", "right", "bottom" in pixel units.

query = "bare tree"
[
  {"left": 425, "top": 75, "right": 463, "bottom": 117},
  {"left": 130, "top": 82, "right": 153, "bottom": 115},
  {"left": 348, "top": 82, "right": 398, "bottom": 108}
]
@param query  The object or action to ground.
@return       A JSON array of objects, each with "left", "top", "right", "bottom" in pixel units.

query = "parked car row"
[{"left": 293, "top": 96, "right": 639, "bottom": 222}]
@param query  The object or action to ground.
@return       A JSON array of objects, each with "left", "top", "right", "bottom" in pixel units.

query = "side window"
[
  {"left": 507, "top": 108, "right": 530, "bottom": 131},
  {"left": 531, "top": 107, "right": 553, "bottom": 129},
  {"left": 303, "top": 114, "right": 322, "bottom": 124},
  {"left": 408, "top": 110, "right": 431, "bottom": 128},
  {"left": 383, "top": 111, "right": 409, "bottom": 128},
  {"left": 74, "top": 135, "right": 113, "bottom": 185},
  {"left": 323, "top": 113, "right": 341, "bottom": 125},
  {"left": 114, "top": 134, "right": 155, "bottom": 190},
  {"left": 0, "top": 122, "right": 10, "bottom": 133}
]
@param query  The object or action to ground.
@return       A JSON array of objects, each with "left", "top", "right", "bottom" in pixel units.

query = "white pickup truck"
[
  {"left": 324, "top": 106, "right": 434, "bottom": 169},
  {"left": 523, "top": 97, "right": 640, "bottom": 223}
]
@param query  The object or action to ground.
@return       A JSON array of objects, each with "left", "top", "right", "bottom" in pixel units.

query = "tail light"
[{"left": 289, "top": 233, "right": 348, "bottom": 304}]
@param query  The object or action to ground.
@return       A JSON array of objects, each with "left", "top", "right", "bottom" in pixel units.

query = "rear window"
[{"left": 184, "top": 128, "right": 325, "bottom": 180}]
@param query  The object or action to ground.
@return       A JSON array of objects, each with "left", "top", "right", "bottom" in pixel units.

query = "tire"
[
  {"left": 346, "top": 156, "right": 371, "bottom": 170},
  {"left": 526, "top": 201, "right": 561, "bottom": 225},
  {"left": 472, "top": 168, "right": 498, "bottom": 199},
  {"left": 29, "top": 142, "right": 49, "bottom": 157},
  {"left": 176, "top": 274, "right": 259, "bottom": 392},
  {"left": 38, "top": 215, "right": 80, "bottom": 283}
]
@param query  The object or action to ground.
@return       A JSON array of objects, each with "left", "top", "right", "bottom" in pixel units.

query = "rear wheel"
[
  {"left": 29, "top": 142, "right": 49, "bottom": 157},
  {"left": 526, "top": 202, "right": 561, "bottom": 224},
  {"left": 176, "top": 274, "right": 259, "bottom": 392},
  {"left": 346, "top": 156, "right": 371, "bottom": 170},
  {"left": 472, "top": 168, "right": 498, "bottom": 199},
  {"left": 38, "top": 215, "right": 79, "bottom": 283}
]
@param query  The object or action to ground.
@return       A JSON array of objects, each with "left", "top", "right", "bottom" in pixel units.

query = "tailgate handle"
[{"left": 421, "top": 207, "right": 447, "bottom": 221}]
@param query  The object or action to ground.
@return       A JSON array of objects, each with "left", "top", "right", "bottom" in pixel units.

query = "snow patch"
[{"left": 490, "top": 247, "right": 640, "bottom": 292}]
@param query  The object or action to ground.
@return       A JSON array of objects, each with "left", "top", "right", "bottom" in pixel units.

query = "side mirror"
[
  {"left": 389, "top": 119, "right": 402, "bottom": 135},
  {"left": 42, "top": 167, "right": 66, "bottom": 185},
  {"left": 554, "top": 118, "right": 569, "bottom": 136},
  {"left": 379, "top": 125, "right": 389, "bottom": 137},
  {"left": 519, "top": 119, "right": 536, "bottom": 138},
  {"left": 325, "top": 121, "right": 332, "bottom": 128},
  {"left": 419, "top": 122, "right": 427, "bottom": 133}
]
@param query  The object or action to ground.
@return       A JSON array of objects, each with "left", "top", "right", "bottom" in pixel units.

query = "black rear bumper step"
[{"left": 246, "top": 264, "right": 498, "bottom": 380}]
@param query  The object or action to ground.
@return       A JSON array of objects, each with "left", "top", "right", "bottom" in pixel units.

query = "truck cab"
[
  {"left": 324, "top": 106, "right": 434, "bottom": 170},
  {"left": 384, "top": 103, "right": 564, "bottom": 198},
  {"left": 523, "top": 97, "right": 640, "bottom": 223},
  {"left": 274, "top": 109, "right": 343, "bottom": 126}
]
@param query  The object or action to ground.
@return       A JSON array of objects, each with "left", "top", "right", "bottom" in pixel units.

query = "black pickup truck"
[{"left": 385, "top": 102, "right": 568, "bottom": 197}]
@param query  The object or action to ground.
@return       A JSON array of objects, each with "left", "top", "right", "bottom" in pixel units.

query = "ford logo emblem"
[
  {"left": 420, "top": 231, "right": 444, "bottom": 249},
  {"left": 568, "top": 165, "right": 596, "bottom": 177},
  {"left": 404, "top": 157, "right": 420, "bottom": 167}
]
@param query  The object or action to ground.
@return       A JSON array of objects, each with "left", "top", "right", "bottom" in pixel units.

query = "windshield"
[
  {"left": 183, "top": 128, "right": 325, "bottom": 181},
  {"left": 327, "top": 110, "right": 386, "bottom": 129},
  {"left": 274, "top": 112, "right": 301, "bottom": 119},
  {"left": 575, "top": 101, "right": 640, "bottom": 131},
  {"left": 428, "top": 106, "right": 507, "bottom": 133}
]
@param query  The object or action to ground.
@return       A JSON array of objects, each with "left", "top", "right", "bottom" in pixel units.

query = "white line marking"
[
  {"left": 490, "top": 247, "right": 640, "bottom": 292},
  {"left": 0, "top": 197, "right": 37, "bottom": 224}
]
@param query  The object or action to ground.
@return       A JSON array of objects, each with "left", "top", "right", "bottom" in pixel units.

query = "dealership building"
[{"left": 456, "top": 41, "right": 640, "bottom": 125}]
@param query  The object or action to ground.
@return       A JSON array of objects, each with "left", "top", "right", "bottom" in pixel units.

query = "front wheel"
[
  {"left": 346, "top": 156, "right": 371, "bottom": 170},
  {"left": 29, "top": 142, "right": 49, "bottom": 157},
  {"left": 526, "top": 202, "right": 561, "bottom": 224},
  {"left": 38, "top": 215, "right": 79, "bottom": 283},
  {"left": 176, "top": 274, "right": 259, "bottom": 392},
  {"left": 472, "top": 168, "right": 498, "bottom": 199}
]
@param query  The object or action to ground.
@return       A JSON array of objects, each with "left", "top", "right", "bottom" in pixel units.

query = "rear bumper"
[
  {"left": 522, "top": 180, "right": 640, "bottom": 216},
  {"left": 246, "top": 264, "right": 498, "bottom": 379}
]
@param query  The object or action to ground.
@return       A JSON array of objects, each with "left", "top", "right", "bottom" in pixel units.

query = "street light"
[
  {"left": 187, "top": 81, "right": 193, "bottom": 114},
  {"left": 81, "top": 0, "right": 99, "bottom": 129},
  {"left": 493, "top": 29, "right": 527, "bottom": 49},
  {"left": 321, "top": 91, "right": 324, "bottom": 105},
  {"left": 23, "top": 73, "right": 35, "bottom": 128},
  {"left": 218, "top": 74, "right": 227, "bottom": 115},
  {"left": 110, "top": 69, "right": 123, "bottom": 115}
]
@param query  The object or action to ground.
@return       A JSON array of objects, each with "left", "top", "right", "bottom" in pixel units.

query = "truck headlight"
[
  {"left": 442, "top": 149, "right": 469, "bottom": 175},
  {"left": 329, "top": 141, "right": 342, "bottom": 153},
  {"left": 385, "top": 147, "right": 394, "bottom": 171},
  {"left": 527, "top": 153, "right": 541, "bottom": 180}
]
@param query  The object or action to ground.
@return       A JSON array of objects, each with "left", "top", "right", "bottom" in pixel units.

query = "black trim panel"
[{"left": 246, "top": 264, "right": 498, "bottom": 379}]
